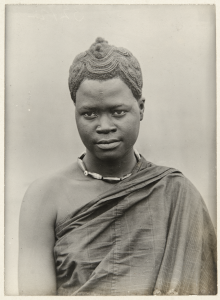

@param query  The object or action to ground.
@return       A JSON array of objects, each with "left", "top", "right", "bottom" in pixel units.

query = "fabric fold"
[{"left": 54, "top": 157, "right": 217, "bottom": 295}]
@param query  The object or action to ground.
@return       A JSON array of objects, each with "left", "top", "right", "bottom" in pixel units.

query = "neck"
[{"left": 83, "top": 149, "right": 137, "bottom": 177}]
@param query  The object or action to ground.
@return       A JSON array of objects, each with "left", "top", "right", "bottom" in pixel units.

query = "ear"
[{"left": 137, "top": 97, "right": 145, "bottom": 121}]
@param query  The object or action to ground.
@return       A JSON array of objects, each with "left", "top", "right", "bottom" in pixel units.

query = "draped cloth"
[{"left": 54, "top": 157, "right": 217, "bottom": 295}]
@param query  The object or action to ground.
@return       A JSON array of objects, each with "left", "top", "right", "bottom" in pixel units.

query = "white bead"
[{"left": 93, "top": 173, "right": 102, "bottom": 180}]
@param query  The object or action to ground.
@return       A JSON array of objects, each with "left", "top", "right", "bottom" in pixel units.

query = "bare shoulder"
[
  {"left": 21, "top": 161, "right": 113, "bottom": 226},
  {"left": 18, "top": 164, "right": 81, "bottom": 296},
  {"left": 25, "top": 161, "right": 81, "bottom": 191},
  {"left": 21, "top": 162, "right": 82, "bottom": 222}
]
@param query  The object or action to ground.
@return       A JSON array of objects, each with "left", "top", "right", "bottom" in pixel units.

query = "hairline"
[{"left": 73, "top": 75, "right": 141, "bottom": 104}]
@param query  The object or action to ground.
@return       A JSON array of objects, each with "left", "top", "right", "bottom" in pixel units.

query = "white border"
[{"left": 1, "top": 0, "right": 218, "bottom": 299}]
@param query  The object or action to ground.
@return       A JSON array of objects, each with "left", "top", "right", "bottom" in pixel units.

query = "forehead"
[{"left": 75, "top": 78, "right": 135, "bottom": 108}]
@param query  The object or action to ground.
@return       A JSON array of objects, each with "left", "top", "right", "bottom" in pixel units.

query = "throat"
[{"left": 79, "top": 150, "right": 140, "bottom": 180}]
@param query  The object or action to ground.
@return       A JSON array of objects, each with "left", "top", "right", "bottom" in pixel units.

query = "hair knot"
[
  {"left": 95, "top": 37, "right": 108, "bottom": 44},
  {"left": 68, "top": 37, "right": 143, "bottom": 102}
]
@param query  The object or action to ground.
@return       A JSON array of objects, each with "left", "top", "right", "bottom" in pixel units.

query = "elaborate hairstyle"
[{"left": 68, "top": 37, "right": 143, "bottom": 102}]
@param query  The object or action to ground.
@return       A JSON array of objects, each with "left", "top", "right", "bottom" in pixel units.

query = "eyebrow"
[
  {"left": 110, "top": 104, "right": 126, "bottom": 109},
  {"left": 80, "top": 104, "right": 127, "bottom": 110},
  {"left": 79, "top": 106, "right": 97, "bottom": 110}
]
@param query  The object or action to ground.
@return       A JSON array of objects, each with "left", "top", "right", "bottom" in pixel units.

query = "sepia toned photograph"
[{"left": 4, "top": 4, "right": 216, "bottom": 296}]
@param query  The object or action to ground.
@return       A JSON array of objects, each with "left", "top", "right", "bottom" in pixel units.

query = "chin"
[
  {"left": 94, "top": 146, "right": 132, "bottom": 161},
  {"left": 98, "top": 152, "right": 122, "bottom": 161}
]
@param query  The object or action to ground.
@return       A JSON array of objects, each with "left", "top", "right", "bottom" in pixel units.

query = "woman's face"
[{"left": 75, "top": 77, "right": 144, "bottom": 161}]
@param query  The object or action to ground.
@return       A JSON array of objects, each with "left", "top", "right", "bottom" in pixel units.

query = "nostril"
[
  {"left": 96, "top": 117, "right": 117, "bottom": 133},
  {"left": 96, "top": 126, "right": 117, "bottom": 134},
  {"left": 97, "top": 128, "right": 115, "bottom": 134}
]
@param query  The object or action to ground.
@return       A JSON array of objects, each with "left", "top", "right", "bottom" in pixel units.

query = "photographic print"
[{"left": 4, "top": 3, "right": 217, "bottom": 296}]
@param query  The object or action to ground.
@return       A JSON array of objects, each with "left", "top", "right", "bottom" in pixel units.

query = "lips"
[
  {"left": 97, "top": 139, "right": 119, "bottom": 144},
  {"left": 96, "top": 139, "right": 121, "bottom": 150}
]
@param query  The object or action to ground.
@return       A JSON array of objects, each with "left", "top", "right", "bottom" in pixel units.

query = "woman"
[{"left": 19, "top": 38, "right": 217, "bottom": 295}]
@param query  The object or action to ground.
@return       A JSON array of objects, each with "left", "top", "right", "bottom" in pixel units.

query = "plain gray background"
[{"left": 5, "top": 5, "right": 216, "bottom": 295}]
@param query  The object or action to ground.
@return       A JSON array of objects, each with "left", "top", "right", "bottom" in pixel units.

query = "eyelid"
[
  {"left": 83, "top": 111, "right": 97, "bottom": 119},
  {"left": 112, "top": 110, "right": 126, "bottom": 116},
  {"left": 82, "top": 110, "right": 126, "bottom": 119}
]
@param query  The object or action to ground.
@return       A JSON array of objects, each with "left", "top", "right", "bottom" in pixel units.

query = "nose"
[{"left": 96, "top": 114, "right": 117, "bottom": 134}]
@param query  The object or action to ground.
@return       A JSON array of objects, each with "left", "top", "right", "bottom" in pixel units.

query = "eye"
[
  {"left": 83, "top": 112, "right": 97, "bottom": 119},
  {"left": 112, "top": 110, "right": 126, "bottom": 117}
]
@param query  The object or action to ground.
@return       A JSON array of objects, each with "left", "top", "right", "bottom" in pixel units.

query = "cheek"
[
  {"left": 77, "top": 125, "right": 91, "bottom": 141},
  {"left": 124, "top": 113, "right": 140, "bottom": 133},
  {"left": 75, "top": 118, "right": 91, "bottom": 140},
  {"left": 121, "top": 116, "right": 140, "bottom": 144},
  {"left": 76, "top": 124, "right": 95, "bottom": 150}
]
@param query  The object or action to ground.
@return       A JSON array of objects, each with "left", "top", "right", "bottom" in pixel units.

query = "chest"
[{"left": 55, "top": 178, "right": 116, "bottom": 224}]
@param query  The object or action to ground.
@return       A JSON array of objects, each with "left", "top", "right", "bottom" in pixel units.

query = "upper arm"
[{"left": 18, "top": 178, "right": 58, "bottom": 295}]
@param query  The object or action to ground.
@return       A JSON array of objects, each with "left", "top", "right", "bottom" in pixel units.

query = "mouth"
[{"left": 96, "top": 139, "right": 121, "bottom": 150}]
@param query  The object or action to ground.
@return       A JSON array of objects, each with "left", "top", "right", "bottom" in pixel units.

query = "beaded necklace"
[{"left": 78, "top": 149, "right": 141, "bottom": 183}]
